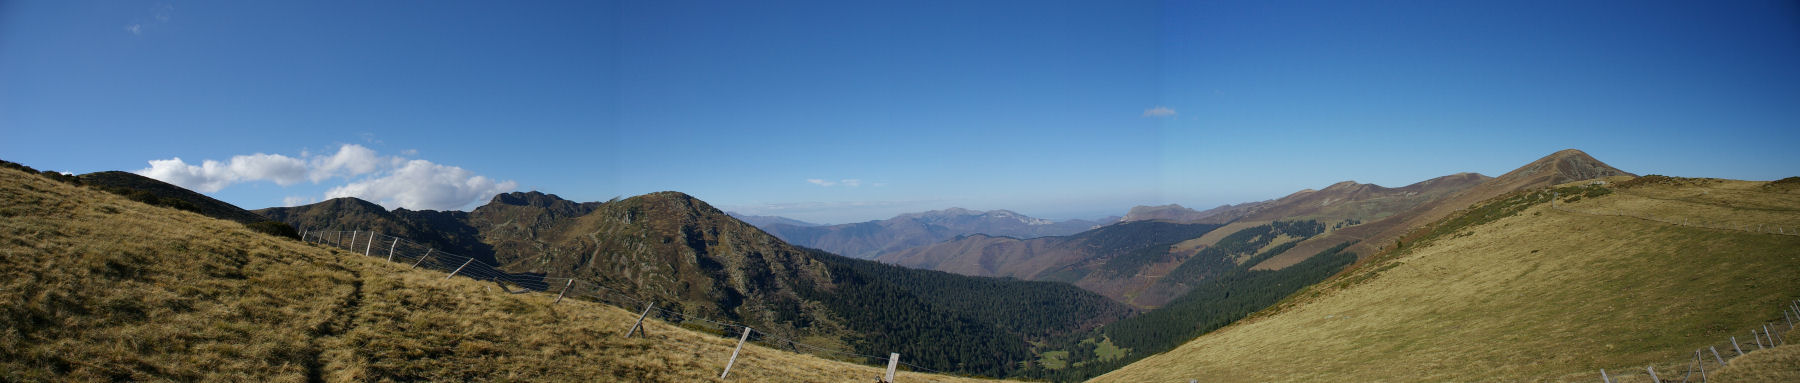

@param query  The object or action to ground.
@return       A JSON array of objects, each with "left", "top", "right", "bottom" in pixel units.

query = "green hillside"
[{"left": 1095, "top": 177, "right": 1800, "bottom": 382}]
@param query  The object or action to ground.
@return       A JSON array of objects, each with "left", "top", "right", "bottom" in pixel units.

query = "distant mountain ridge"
[
  {"left": 878, "top": 220, "right": 1228, "bottom": 307},
  {"left": 1252, "top": 149, "right": 1634, "bottom": 270},
  {"left": 881, "top": 171, "right": 1492, "bottom": 308},
  {"left": 1121, "top": 202, "right": 1268, "bottom": 224},
  {"left": 754, "top": 207, "right": 1112, "bottom": 259}
]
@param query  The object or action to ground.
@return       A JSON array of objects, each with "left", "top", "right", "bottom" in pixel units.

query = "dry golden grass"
[
  {"left": 1711, "top": 333, "right": 1800, "bottom": 382},
  {"left": 1094, "top": 180, "right": 1800, "bottom": 382},
  {"left": 1565, "top": 179, "right": 1800, "bottom": 233},
  {"left": 0, "top": 167, "right": 1007, "bottom": 382}
]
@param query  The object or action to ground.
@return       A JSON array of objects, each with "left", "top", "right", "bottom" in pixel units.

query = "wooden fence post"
[
  {"left": 1731, "top": 336, "right": 1744, "bottom": 356},
  {"left": 1710, "top": 346, "right": 1725, "bottom": 366},
  {"left": 720, "top": 326, "right": 752, "bottom": 379},
  {"left": 301, "top": 228, "right": 308, "bottom": 242},
  {"left": 1754, "top": 330, "right": 1765, "bottom": 350},
  {"left": 1768, "top": 324, "right": 1784, "bottom": 345},
  {"left": 347, "top": 230, "right": 357, "bottom": 248},
  {"left": 411, "top": 248, "right": 433, "bottom": 269},
  {"left": 1645, "top": 365, "right": 1659, "bottom": 382},
  {"left": 1791, "top": 303, "right": 1800, "bottom": 328},
  {"left": 626, "top": 303, "right": 654, "bottom": 338},
  {"left": 446, "top": 258, "right": 473, "bottom": 280},
  {"left": 553, "top": 279, "right": 575, "bottom": 304},
  {"left": 1694, "top": 349, "right": 1705, "bottom": 380},
  {"left": 885, "top": 353, "right": 900, "bottom": 383},
  {"left": 387, "top": 238, "right": 399, "bottom": 262},
  {"left": 1598, "top": 369, "right": 1609, "bottom": 383},
  {"left": 364, "top": 233, "right": 375, "bottom": 256}
]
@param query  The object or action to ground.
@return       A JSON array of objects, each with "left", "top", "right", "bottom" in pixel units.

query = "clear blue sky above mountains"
[{"left": 3, "top": 1, "right": 1797, "bottom": 224}]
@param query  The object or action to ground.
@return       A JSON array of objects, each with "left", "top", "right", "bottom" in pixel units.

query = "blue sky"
[{"left": 3, "top": 1, "right": 1797, "bottom": 224}]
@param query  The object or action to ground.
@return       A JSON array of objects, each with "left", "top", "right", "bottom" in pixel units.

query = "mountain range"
[
  {"left": 878, "top": 165, "right": 1495, "bottom": 308},
  {"left": 12, "top": 148, "right": 1791, "bottom": 382},
  {"left": 748, "top": 208, "right": 1114, "bottom": 259},
  {"left": 1250, "top": 149, "right": 1634, "bottom": 271},
  {"left": 257, "top": 191, "right": 1130, "bottom": 377}
]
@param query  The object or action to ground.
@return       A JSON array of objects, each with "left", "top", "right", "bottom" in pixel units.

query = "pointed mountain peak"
[
  {"left": 1498, "top": 149, "right": 1635, "bottom": 186},
  {"left": 1549, "top": 148, "right": 1592, "bottom": 158}
]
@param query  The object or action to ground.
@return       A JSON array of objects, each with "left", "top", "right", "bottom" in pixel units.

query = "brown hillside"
[{"left": 1254, "top": 149, "right": 1632, "bottom": 270}]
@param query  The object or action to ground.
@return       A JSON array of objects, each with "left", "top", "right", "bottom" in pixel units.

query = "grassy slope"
[
  {"left": 1094, "top": 180, "right": 1800, "bottom": 382},
  {"left": 0, "top": 167, "right": 1001, "bottom": 382},
  {"left": 1712, "top": 332, "right": 1800, "bottom": 383}
]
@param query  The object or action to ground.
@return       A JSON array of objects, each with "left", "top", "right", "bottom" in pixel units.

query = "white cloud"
[
  {"left": 137, "top": 152, "right": 306, "bottom": 192},
  {"left": 806, "top": 178, "right": 865, "bottom": 187},
  {"left": 139, "top": 157, "right": 230, "bottom": 192},
  {"left": 325, "top": 160, "right": 517, "bottom": 211},
  {"left": 1142, "top": 106, "right": 1177, "bottom": 118},
  {"left": 137, "top": 143, "right": 516, "bottom": 211},
  {"left": 125, "top": 24, "right": 142, "bottom": 35},
  {"left": 309, "top": 144, "right": 381, "bottom": 182},
  {"left": 228, "top": 153, "right": 308, "bottom": 185}
]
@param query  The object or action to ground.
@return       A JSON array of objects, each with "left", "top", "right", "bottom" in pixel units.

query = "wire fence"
[
  {"left": 1596, "top": 300, "right": 1798, "bottom": 383},
  {"left": 297, "top": 228, "right": 952, "bottom": 381},
  {"left": 1546, "top": 190, "right": 1800, "bottom": 381}
]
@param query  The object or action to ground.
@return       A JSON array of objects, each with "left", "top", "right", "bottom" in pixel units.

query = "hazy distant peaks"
[
  {"left": 1121, "top": 203, "right": 1245, "bottom": 223},
  {"left": 895, "top": 207, "right": 1053, "bottom": 225}
]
